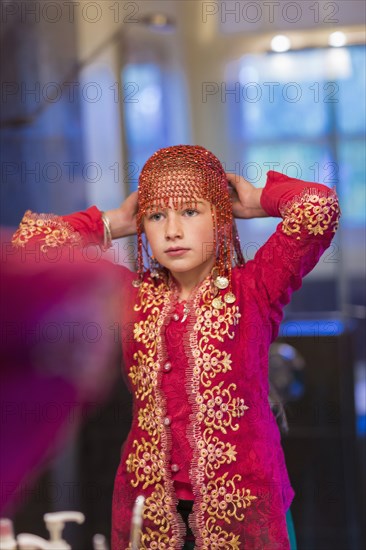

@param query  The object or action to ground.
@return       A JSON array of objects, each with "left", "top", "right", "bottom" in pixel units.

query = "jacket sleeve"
[
  {"left": 11, "top": 206, "right": 104, "bottom": 251},
  {"left": 245, "top": 170, "right": 341, "bottom": 342}
]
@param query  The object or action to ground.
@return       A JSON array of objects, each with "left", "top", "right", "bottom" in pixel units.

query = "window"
[
  {"left": 225, "top": 46, "right": 365, "bottom": 249},
  {"left": 122, "top": 62, "right": 190, "bottom": 190}
]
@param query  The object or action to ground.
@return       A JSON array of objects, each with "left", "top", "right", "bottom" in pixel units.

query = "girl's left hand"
[{"left": 226, "top": 173, "right": 269, "bottom": 219}]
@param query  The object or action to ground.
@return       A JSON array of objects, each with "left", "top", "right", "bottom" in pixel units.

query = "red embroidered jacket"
[{"left": 12, "top": 171, "right": 340, "bottom": 549}]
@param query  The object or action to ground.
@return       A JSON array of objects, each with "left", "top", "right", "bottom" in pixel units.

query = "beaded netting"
[{"left": 136, "top": 144, "right": 245, "bottom": 287}]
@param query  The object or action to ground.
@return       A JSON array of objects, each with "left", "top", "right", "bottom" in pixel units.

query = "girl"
[{"left": 12, "top": 144, "right": 340, "bottom": 549}]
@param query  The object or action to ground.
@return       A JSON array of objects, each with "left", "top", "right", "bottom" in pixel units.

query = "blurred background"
[{"left": 1, "top": 1, "right": 365, "bottom": 548}]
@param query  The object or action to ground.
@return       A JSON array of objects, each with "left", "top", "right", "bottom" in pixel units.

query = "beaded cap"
[{"left": 135, "top": 144, "right": 244, "bottom": 287}]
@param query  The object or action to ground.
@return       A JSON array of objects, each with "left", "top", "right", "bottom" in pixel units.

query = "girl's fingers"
[
  {"left": 226, "top": 174, "right": 242, "bottom": 207},
  {"left": 226, "top": 172, "right": 242, "bottom": 188},
  {"left": 228, "top": 185, "right": 240, "bottom": 204}
]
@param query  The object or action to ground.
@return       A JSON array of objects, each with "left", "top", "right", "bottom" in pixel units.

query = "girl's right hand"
[{"left": 104, "top": 191, "right": 139, "bottom": 238}]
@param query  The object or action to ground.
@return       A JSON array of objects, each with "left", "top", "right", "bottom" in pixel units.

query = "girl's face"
[{"left": 143, "top": 197, "right": 216, "bottom": 282}]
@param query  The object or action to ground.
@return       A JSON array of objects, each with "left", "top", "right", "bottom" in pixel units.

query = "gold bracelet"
[{"left": 101, "top": 212, "right": 112, "bottom": 249}]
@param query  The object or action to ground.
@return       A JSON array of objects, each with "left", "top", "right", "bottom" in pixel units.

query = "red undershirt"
[{"left": 161, "top": 299, "right": 195, "bottom": 501}]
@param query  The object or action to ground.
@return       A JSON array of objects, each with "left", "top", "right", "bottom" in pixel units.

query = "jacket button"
[
  {"left": 163, "top": 362, "right": 172, "bottom": 372},
  {"left": 171, "top": 463, "right": 180, "bottom": 473},
  {"left": 172, "top": 313, "right": 180, "bottom": 321},
  {"left": 163, "top": 416, "right": 172, "bottom": 426}
]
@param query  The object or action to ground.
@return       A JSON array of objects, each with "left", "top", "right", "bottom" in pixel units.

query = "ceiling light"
[
  {"left": 270, "top": 35, "right": 291, "bottom": 53},
  {"left": 329, "top": 31, "right": 347, "bottom": 47}
]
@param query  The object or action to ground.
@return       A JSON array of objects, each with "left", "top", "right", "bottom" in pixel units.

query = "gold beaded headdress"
[{"left": 135, "top": 145, "right": 244, "bottom": 303}]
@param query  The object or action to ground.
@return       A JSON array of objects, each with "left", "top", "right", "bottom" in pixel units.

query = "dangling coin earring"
[
  {"left": 149, "top": 254, "right": 160, "bottom": 278},
  {"left": 224, "top": 291, "right": 236, "bottom": 303},
  {"left": 211, "top": 267, "right": 226, "bottom": 309},
  {"left": 211, "top": 266, "right": 229, "bottom": 290},
  {"left": 212, "top": 296, "right": 224, "bottom": 309},
  {"left": 214, "top": 275, "right": 229, "bottom": 290},
  {"left": 210, "top": 267, "right": 236, "bottom": 308}
]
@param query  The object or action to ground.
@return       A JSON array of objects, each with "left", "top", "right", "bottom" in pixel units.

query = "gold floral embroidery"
[
  {"left": 126, "top": 528, "right": 177, "bottom": 550},
  {"left": 126, "top": 438, "right": 163, "bottom": 489},
  {"left": 140, "top": 530, "right": 174, "bottom": 549},
  {"left": 134, "top": 279, "right": 166, "bottom": 313},
  {"left": 143, "top": 484, "right": 172, "bottom": 533},
  {"left": 126, "top": 278, "right": 186, "bottom": 547},
  {"left": 194, "top": 343, "right": 232, "bottom": 388},
  {"left": 128, "top": 350, "right": 158, "bottom": 401},
  {"left": 280, "top": 188, "right": 340, "bottom": 240},
  {"left": 185, "top": 279, "right": 255, "bottom": 547},
  {"left": 133, "top": 310, "right": 160, "bottom": 356},
  {"left": 196, "top": 382, "right": 249, "bottom": 433},
  {"left": 201, "top": 516, "right": 240, "bottom": 549},
  {"left": 198, "top": 430, "right": 237, "bottom": 479},
  {"left": 138, "top": 395, "right": 163, "bottom": 437},
  {"left": 201, "top": 473, "right": 257, "bottom": 524},
  {"left": 194, "top": 287, "right": 241, "bottom": 342},
  {"left": 11, "top": 210, "right": 82, "bottom": 251}
]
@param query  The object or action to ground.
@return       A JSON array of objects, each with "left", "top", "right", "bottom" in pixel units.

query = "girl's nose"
[{"left": 165, "top": 213, "right": 183, "bottom": 239}]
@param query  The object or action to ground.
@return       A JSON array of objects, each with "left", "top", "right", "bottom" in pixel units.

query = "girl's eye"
[
  {"left": 184, "top": 209, "right": 198, "bottom": 217},
  {"left": 148, "top": 212, "right": 163, "bottom": 221}
]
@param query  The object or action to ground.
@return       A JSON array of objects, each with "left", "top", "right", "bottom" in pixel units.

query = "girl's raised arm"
[
  {"left": 11, "top": 192, "right": 138, "bottom": 252},
  {"left": 232, "top": 170, "right": 341, "bottom": 342}
]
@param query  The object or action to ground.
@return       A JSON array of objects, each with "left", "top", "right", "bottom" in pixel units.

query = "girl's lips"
[{"left": 165, "top": 248, "right": 189, "bottom": 256}]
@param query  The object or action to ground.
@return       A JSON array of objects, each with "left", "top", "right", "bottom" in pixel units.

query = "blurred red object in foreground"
[{"left": 0, "top": 232, "right": 121, "bottom": 514}]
